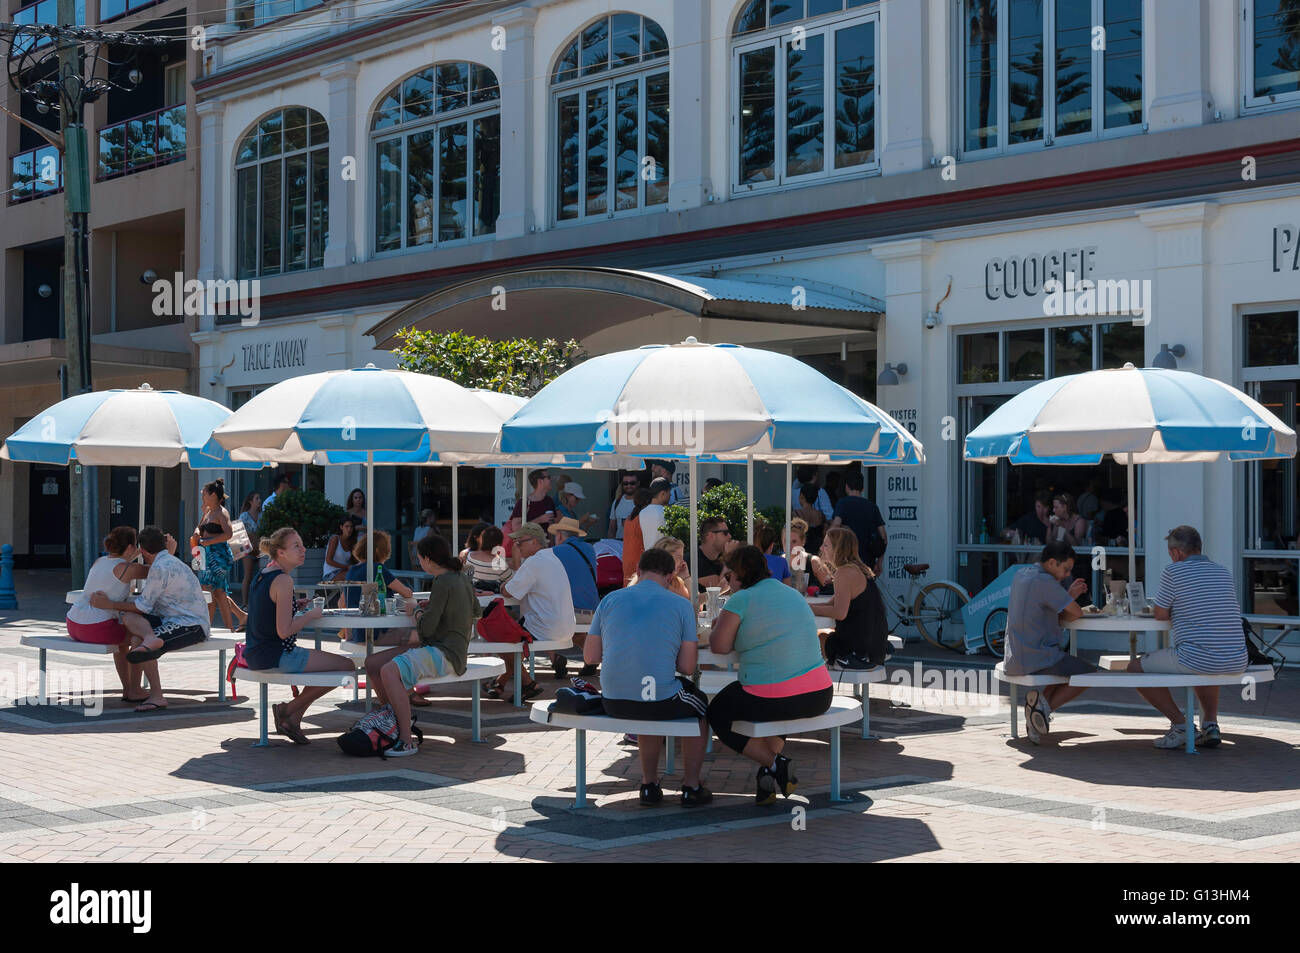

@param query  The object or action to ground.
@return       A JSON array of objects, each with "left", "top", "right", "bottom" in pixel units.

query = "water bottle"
[
  {"left": 375, "top": 565, "right": 388, "bottom": 615},
  {"left": 979, "top": 518, "right": 988, "bottom": 545}
]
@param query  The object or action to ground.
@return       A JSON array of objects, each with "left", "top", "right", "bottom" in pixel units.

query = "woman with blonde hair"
[
  {"left": 242, "top": 528, "right": 354, "bottom": 744},
  {"left": 809, "top": 527, "right": 889, "bottom": 669},
  {"left": 628, "top": 536, "right": 692, "bottom": 601}
]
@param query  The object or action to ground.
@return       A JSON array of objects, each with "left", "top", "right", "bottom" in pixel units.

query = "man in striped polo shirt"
[{"left": 1127, "top": 526, "right": 1247, "bottom": 749}]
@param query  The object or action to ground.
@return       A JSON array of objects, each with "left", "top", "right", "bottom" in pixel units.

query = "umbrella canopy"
[
  {"left": 965, "top": 364, "right": 1295, "bottom": 464},
  {"left": 499, "top": 337, "right": 895, "bottom": 460},
  {"left": 204, "top": 365, "right": 506, "bottom": 463},
  {"left": 1, "top": 383, "right": 258, "bottom": 469}
]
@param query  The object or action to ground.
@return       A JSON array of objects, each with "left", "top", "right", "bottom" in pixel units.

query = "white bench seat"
[
  {"left": 733, "top": 696, "right": 863, "bottom": 802},
  {"left": 413, "top": 658, "right": 506, "bottom": 743},
  {"left": 826, "top": 664, "right": 889, "bottom": 738},
  {"left": 995, "top": 661, "right": 1275, "bottom": 753},
  {"left": 19, "top": 634, "right": 240, "bottom": 703},
  {"left": 529, "top": 700, "right": 702, "bottom": 808}
]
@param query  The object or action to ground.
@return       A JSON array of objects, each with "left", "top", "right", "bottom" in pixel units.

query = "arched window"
[
  {"left": 731, "top": 0, "right": 879, "bottom": 191},
  {"left": 552, "top": 13, "right": 669, "bottom": 222},
  {"left": 371, "top": 62, "right": 500, "bottom": 252},
  {"left": 235, "top": 108, "right": 329, "bottom": 278}
]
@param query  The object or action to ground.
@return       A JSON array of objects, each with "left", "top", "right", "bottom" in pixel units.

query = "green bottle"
[
  {"left": 375, "top": 564, "right": 388, "bottom": 615},
  {"left": 979, "top": 518, "right": 988, "bottom": 545}
]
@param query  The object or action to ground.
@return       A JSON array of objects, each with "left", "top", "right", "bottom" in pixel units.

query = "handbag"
[
  {"left": 229, "top": 519, "right": 253, "bottom": 560},
  {"left": 476, "top": 597, "right": 534, "bottom": 659}
]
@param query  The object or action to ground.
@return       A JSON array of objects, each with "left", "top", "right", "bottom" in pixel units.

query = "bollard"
[{"left": 0, "top": 544, "right": 17, "bottom": 610}]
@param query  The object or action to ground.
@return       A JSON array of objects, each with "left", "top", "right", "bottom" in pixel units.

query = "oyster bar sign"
[{"left": 241, "top": 338, "right": 308, "bottom": 372}]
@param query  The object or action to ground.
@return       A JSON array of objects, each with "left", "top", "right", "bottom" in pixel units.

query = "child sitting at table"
[{"left": 339, "top": 530, "right": 415, "bottom": 644}]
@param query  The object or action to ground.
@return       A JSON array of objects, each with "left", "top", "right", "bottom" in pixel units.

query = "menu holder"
[{"left": 1125, "top": 582, "right": 1146, "bottom": 616}]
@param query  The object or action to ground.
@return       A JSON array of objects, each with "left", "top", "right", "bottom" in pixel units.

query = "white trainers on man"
[
  {"left": 1023, "top": 689, "right": 1051, "bottom": 745},
  {"left": 1153, "top": 724, "right": 1192, "bottom": 749}
]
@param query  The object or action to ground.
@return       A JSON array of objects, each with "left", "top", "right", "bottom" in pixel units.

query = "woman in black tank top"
[
  {"left": 809, "top": 527, "right": 889, "bottom": 668},
  {"left": 245, "top": 529, "right": 355, "bottom": 744}
]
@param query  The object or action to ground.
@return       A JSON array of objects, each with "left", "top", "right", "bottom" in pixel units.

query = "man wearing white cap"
[{"left": 557, "top": 481, "right": 599, "bottom": 533}]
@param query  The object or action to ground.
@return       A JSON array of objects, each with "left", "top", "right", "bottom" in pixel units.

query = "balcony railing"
[
  {"left": 97, "top": 104, "right": 186, "bottom": 180},
  {"left": 9, "top": 145, "right": 62, "bottom": 204}
]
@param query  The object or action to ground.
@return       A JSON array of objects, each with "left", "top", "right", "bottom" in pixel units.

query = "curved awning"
[{"left": 365, "top": 266, "right": 883, "bottom": 348}]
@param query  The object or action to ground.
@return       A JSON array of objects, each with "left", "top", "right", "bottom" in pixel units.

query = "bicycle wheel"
[
  {"left": 983, "top": 607, "right": 1008, "bottom": 658},
  {"left": 912, "top": 581, "right": 971, "bottom": 652}
]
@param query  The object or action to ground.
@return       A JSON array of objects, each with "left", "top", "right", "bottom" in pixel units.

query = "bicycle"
[
  {"left": 982, "top": 607, "right": 1008, "bottom": 658},
  {"left": 874, "top": 563, "right": 973, "bottom": 653}
]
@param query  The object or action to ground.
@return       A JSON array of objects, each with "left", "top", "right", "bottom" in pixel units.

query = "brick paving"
[{"left": 3, "top": 569, "right": 1299, "bottom": 863}]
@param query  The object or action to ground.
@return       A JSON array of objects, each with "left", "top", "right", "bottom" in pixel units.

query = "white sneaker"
[
  {"left": 384, "top": 739, "right": 420, "bottom": 758},
  {"left": 1023, "top": 690, "right": 1050, "bottom": 744},
  {"left": 1153, "top": 724, "right": 1191, "bottom": 749}
]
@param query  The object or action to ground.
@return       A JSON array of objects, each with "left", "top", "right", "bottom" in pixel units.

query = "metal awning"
[{"left": 365, "top": 266, "right": 883, "bottom": 348}]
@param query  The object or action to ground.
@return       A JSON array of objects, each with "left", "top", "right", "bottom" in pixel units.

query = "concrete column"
[
  {"left": 321, "top": 60, "right": 360, "bottom": 269},
  {"left": 195, "top": 100, "right": 224, "bottom": 289},
  {"left": 493, "top": 7, "right": 537, "bottom": 239},
  {"left": 668, "top": 0, "right": 712, "bottom": 209},
  {"left": 870, "top": 238, "right": 936, "bottom": 625},
  {"left": 1137, "top": 201, "right": 1218, "bottom": 584},
  {"left": 1146, "top": 0, "right": 1213, "bottom": 131},
  {"left": 879, "top": 0, "right": 931, "bottom": 175}
]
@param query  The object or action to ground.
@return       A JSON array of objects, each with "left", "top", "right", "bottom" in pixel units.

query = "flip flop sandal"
[
  {"left": 521, "top": 681, "right": 544, "bottom": 701},
  {"left": 126, "top": 644, "right": 166, "bottom": 664},
  {"left": 122, "top": 694, "right": 150, "bottom": 703},
  {"left": 272, "top": 702, "right": 290, "bottom": 737},
  {"left": 281, "top": 718, "right": 311, "bottom": 745},
  {"left": 409, "top": 691, "right": 433, "bottom": 707},
  {"left": 134, "top": 701, "right": 168, "bottom": 713}
]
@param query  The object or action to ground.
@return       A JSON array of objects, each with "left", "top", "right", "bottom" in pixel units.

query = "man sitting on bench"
[
  {"left": 1003, "top": 540, "right": 1094, "bottom": 744},
  {"left": 583, "top": 547, "right": 712, "bottom": 808},
  {"left": 1127, "top": 525, "right": 1247, "bottom": 750},
  {"left": 88, "top": 526, "right": 210, "bottom": 712}
]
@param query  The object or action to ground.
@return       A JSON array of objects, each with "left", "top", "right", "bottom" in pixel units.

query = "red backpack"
[{"left": 595, "top": 553, "right": 623, "bottom": 592}]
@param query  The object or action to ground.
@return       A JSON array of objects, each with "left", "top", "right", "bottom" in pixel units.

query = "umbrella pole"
[
  {"left": 785, "top": 462, "right": 792, "bottom": 556},
  {"left": 746, "top": 454, "right": 754, "bottom": 544},
  {"left": 138, "top": 464, "right": 147, "bottom": 533},
  {"left": 521, "top": 466, "right": 527, "bottom": 524},
  {"left": 1127, "top": 454, "right": 1137, "bottom": 660},
  {"left": 451, "top": 465, "right": 458, "bottom": 551},
  {"left": 689, "top": 455, "right": 699, "bottom": 607},
  {"left": 366, "top": 451, "right": 375, "bottom": 711}
]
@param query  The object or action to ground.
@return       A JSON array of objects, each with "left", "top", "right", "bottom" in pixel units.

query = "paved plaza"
[{"left": 3, "top": 570, "right": 1298, "bottom": 864}]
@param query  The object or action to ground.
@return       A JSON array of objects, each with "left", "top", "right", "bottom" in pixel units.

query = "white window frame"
[
  {"left": 368, "top": 89, "right": 500, "bottom": 260},
  {"left": 1244, "top": 0, "right": 1300, "bottom": 111},
  {"left": 550, "top": 63, "right": 670, "bottom": 227},
  {"left": 729, "top": 8, "right": 881, "bottom": 196},
  {"left": 959, "top": 0, "right": 1146, "bottom": 160}
]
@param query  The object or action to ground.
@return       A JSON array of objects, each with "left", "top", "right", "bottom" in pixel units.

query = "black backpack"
[
  {"left": 1242, "top": 618, "right": 1282, "bottom": 673},
  {"left": 336, "top": 704, "right": 423, "bottom": 757},
  {"left": 549, "top": 677, "right": 604, "bottom": 716}
]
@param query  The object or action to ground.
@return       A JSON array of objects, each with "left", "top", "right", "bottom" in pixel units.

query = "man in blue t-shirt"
[
  {"left": 830, "top": 471, "right": 887, "bottom": 570},
  {"left": 549, "top": 517, "right": 599, "bottom": 679},
  {"left": 585, "top": 548, "right": 712, "bottom": 808}
]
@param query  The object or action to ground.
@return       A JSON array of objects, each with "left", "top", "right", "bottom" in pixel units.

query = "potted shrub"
[
  {"left": 257, "top": 489, "right": 346, "bottom": 584},
  {"left": 663, "top": 482, "right": 760, "bottom": 548}
]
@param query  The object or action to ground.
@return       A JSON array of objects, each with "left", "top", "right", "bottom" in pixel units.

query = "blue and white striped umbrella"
[
  {"left": 964, "top": 365, "right": 1295, "bottom": 464},
  {"left": 1, "top": 384, "right": 256, "bottom": 469},
  {"left": 500, "top": 338, "right": 901, "bottom": 460},
  {"left": 963, "top": 364, "right": 1296, "bottom": 590}
]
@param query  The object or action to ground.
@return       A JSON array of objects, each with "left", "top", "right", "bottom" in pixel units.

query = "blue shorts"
[
  {"left": 278, "top": 645, "right": 312, "bottom": 674},
  {"left": 392, "top": 645, "right": 448, "bottom": 690}
]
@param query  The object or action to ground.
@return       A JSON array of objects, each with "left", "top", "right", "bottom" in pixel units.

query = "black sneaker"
[
  {"left": 834, "top": 654, "right": 875, "bottom": 671},
  {"left": 755, "top": 766, "right": 778, "bottom": 806},
  {"left": 552, "top": 655, "right": 569, "bottom": 680},
  {"left": 680, "top": 785, "right": 713, "bottom": 808},
  {"left": 773, "top": 755, "right": 798, "bottom": 798},
  {"left": 578, "top": 663, "right": 599, "bottom": 676},
  {"left": 639, "top": 782, "right": 663, "bottom": 805}
]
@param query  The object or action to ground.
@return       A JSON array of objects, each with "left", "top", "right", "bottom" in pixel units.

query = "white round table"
[
  {"left": 805, "top": 594, "right": 833, "bottom": 605},
  {"left": 301, "top": 609, "right": 414, "bottom": 708},
  {"left": 1064, "top": 613, "right": 1170, "bottom": 658}
]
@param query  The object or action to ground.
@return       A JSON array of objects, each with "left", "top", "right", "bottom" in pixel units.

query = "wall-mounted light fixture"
[
  {"left": 877, "top": 362, "right": 908, "bottom": 386},
  {"left": 1152, "top": 343, "right": 1186, "bottom": 370}
]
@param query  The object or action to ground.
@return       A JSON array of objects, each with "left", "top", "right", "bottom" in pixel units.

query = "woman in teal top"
[{"left": 706, "top": 545, "right": 833, "bottom": 806}]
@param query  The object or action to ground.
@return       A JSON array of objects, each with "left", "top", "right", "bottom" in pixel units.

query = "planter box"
[{"left": 298, "top": 547, "right": 326, "bottom": 586}]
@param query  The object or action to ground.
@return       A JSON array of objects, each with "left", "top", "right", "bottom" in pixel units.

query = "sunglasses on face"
[{"left": 711, "top": 529, "right": 731, "bottom": 537}]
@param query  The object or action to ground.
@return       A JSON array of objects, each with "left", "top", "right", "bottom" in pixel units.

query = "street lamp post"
[{"left": 4, "top": 12, "right": 167, "bottom": 578}]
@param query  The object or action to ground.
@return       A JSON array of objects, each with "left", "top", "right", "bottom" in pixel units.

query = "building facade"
[
  {"left": 1, "top": 0, "right": 223, "bottom": 565},
  {"left": 183, "top": 0, "right": 1299, "bottom": 639}
]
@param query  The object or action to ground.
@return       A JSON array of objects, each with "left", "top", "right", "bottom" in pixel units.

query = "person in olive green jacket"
[{"left": 373, "top": 533, "right": 481, "bottom": 756}]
